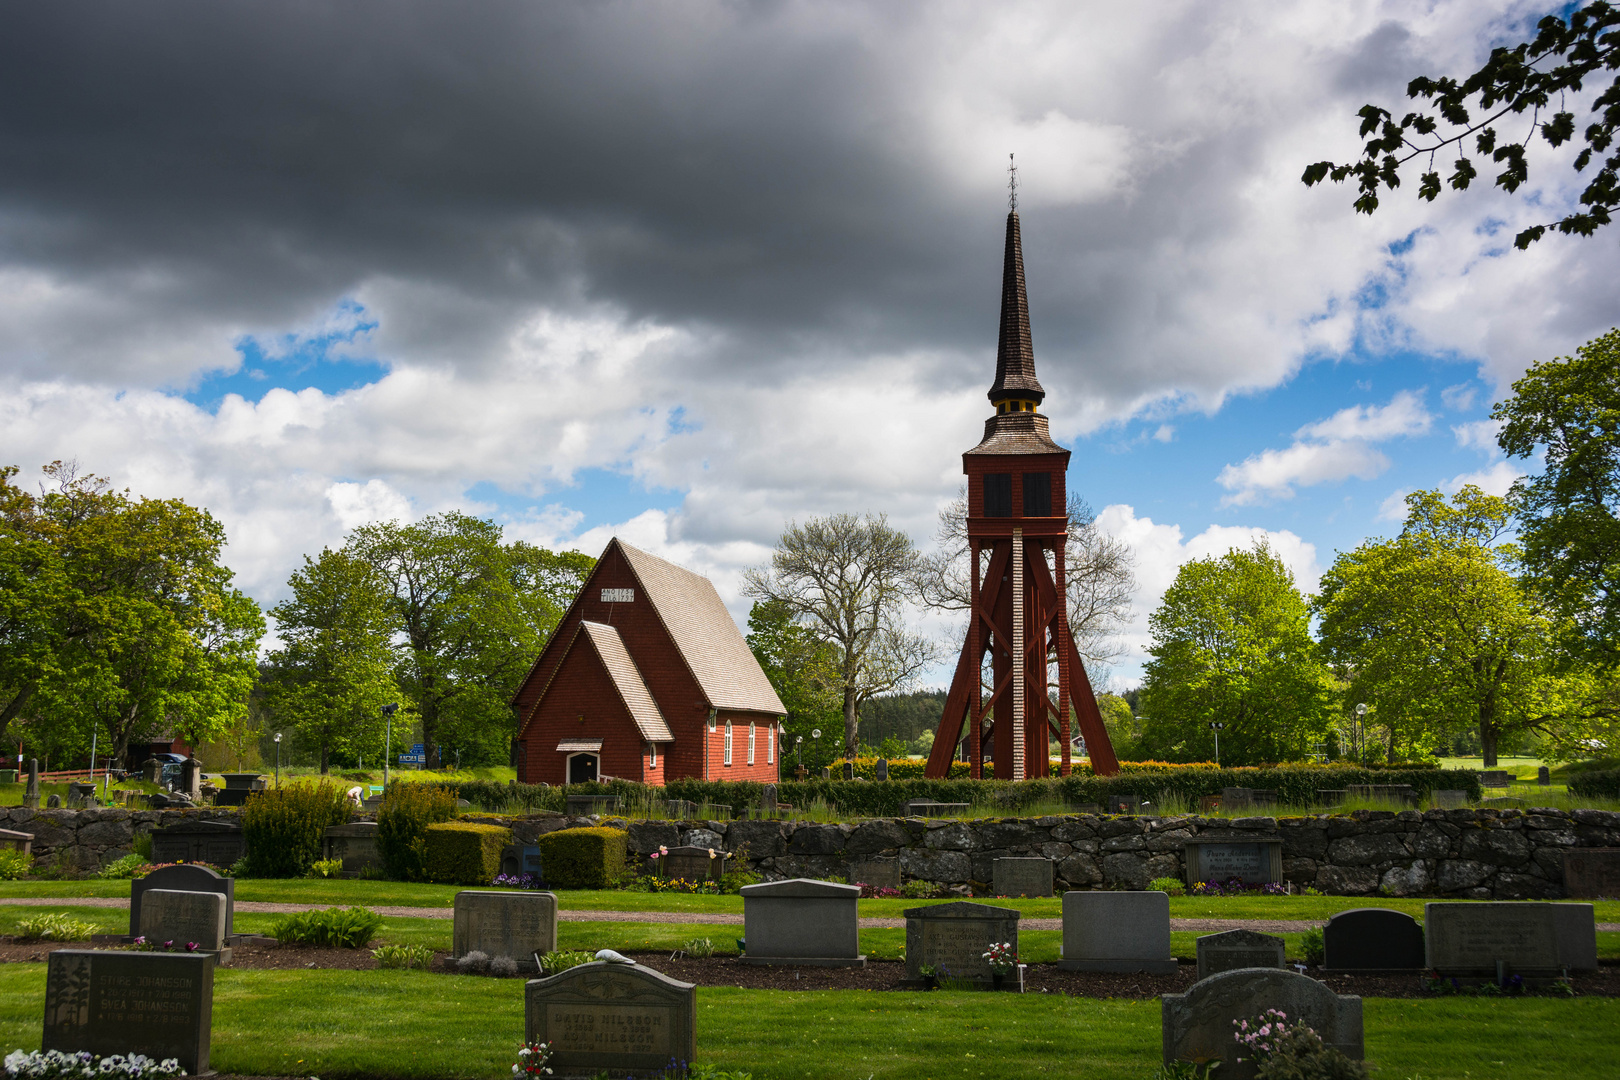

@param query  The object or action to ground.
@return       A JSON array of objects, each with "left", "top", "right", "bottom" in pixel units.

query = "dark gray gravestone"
[
  {"left": 760, "top": 784, "right": 778, "bottom": 815},
  {"left": 1106, "top": 794, "right": 1141, "bottom": 814},
  {"left": 1432, "top": 789, "right": 1468, "bottom": 808},
  {"left": 1322, "top": 908, "right": 1424, "bottom": 972},
  {"left": 1059, "top": 891, "right": 1177, "bottom": 974},
  {"left": 903, "top": 901, "right": 1019, "bottom": 984},
  {"left": 1162, "top": 968, "right": 1362, "bottom": 1080},
  {"left": 1219, "top": 786, "right": 1252, "bottom": 810},
  {"left": 46, "top": 795, "right": 61, "bottom": 808},
  {"left": 659, "top": 845, "right": 726, "bottom": 882},
  {"left": 739, "top": 878, "right": 864, "bottom": 967},
  {"left": 499, "top": 842, "right": 544, "bottom": 879},
  {"left": 148, "top": 819, "right": 244, "bottom": 867},
  {"left": 873, "top": 759, "right": 888, "bottom": 781},
  {"left": 846, "top": 858, "right": 900, "bottom": 891},
  {"left": 130, "top": 864, "right": 235, "bottom": 938},
  {"left": 1195, "top": 928, "right": 1286, "bottom": 981},
  {"left": 1183, "top": 837, "right": 1283, "bottom": 887},
  {"left": 1424, "top": 901, "right": 1596, "bottom": 975},
  {"left": 139, "top": 889, "right": 227, "bottom": 955},
  {"left": 1563, "top": 849, "right": 1620, "bottom": 899},
  {"left": 44, "top": 950, "right": 214, "bottom": 1075},
  {"left": 993, "top": 857, "right": 1054, "bottom": 898},
  {"left": 842, "top": 761, "right": 854, "bottom": 781},
  {"left": 324, "top": 822, "right": 382, "bottom": 874},
  {"left": 23, "top": 759, "right": 40, "bottom": 809},
  {"left": 524, "top": 961, "right": 695, "bottom": 1079},
  {"left": 1538, "top": 766, "right": 1551, "bottom": 785},
  {"left": 453, "top": 890, "right": 558, "bottom": 968}
]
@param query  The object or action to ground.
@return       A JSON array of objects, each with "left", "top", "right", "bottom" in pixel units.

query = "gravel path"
[{"left": 6, "top": 896, "right": 1615, "bottom": 932}]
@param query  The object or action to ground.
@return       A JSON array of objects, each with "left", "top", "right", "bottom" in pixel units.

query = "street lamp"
[
  {"left": 274, "top": 732, "right": 283, "bottom": 786},
  {"left": 1209, "top": 722, "right": 1226, "bottom": 768},
  {"left": 382, "top": 703, "right": 399, "bottom": 789},
  {"left": 1354, "top": 703, "right": 1368, "bottom": 764}
]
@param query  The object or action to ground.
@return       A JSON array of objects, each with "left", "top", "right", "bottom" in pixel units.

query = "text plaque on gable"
[{"left": 601, "top": 588, "right": 634, "bottom": 603}]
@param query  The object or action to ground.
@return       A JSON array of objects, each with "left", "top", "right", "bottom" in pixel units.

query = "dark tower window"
[
  {"left": 984, "top": 473, "right": 1012, "bottom": 517},
  {"left": 1023, "top": 472, "right": 1052, "bottom": 516}
]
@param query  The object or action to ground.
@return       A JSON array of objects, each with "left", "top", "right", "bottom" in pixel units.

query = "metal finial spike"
[{"left": 1008, "top": 153, "right": 1019, "bottom": 212}]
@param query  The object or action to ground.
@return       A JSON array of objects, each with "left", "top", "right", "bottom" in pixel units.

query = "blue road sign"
[{"left": 398, "top": 753, "right": 425, "bottom": 765}]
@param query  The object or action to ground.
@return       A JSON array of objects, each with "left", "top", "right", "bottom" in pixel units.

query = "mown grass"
[{"left": 0, "top": 965, "right": 1616, "bottom": 1078}]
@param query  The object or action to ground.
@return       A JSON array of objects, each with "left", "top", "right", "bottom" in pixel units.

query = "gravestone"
[
  {"left": 847, "top": 858, "right": 900, "bottom": 891},
  {"left": 1249, "top": 789, "right": 1278, "bottom": 808},
  {"left": 842, "top": 762, "right": 854, "bottom": 781},
  {"left": 130, "top": 864, "right": 235, "bottom": 939},
  {"left": 821, "top": 767, "right": 831, "bottom": 779},
  {"left": 1321, "top": 908, "right": 1424, "bottom": 972},
  {"left": 23, "top": 759, "right": 40, "bottom": 810},
  {"left": 1183, "top": 837, "right": 1283, "bottom": 887},
  {"left": 1432, "top": 789, "right": 1468, "bottom": 808},
  {"left": 0, "top": 769, "right": 14, "bottom": 784},
  {"left": 1162, "top": 968, "right": 1363, "bottom": 1080},
  {"left": 500, "top": 843, "right": 544, "bottom": 879},
  {"left": 1424, "top": 901, "right": 1596, "bottom": 975},
  {"left": 1220, "top": 786, "right": 1252, "bottom": 810},
  {"left": 903, "top": 901, "right": 1019, "bottom": 984},
  {"left": 659, "top": 845, "right": 726, "bottom": 882},
  {"left": 179, "top": 758, "right": 202, "bottom": 800},
  {"left": 1538, "top": 765, "right": 1551, "bottom": 785},
  {"left": 1562, "top": 849, "right": 1620, "bottom": 899},
  {"left": 139, "top": 889, "right": 227, "bottom": 956},
  {"left": 1479, "top": 770, "right": 1512, "bottom": 788},
  {"left": 67, "top": 782, "right": 96, "bottom": 807},
  {"left": 149, "top": 819, "right": 245, "bottom": 866},
  {"left": 873, "top": 759, "right": 888, "bottom": 782},
  {"left": 453, "top": 890, "right": 558, "bottom": 969},
  {"left": 739, "top": 878, "right": 864, "bottom": 967},
  {"left": 0, "top": 827, "right": 33, "bottom": 854},
  {"left": 901, "top": 800, "right": 969, "bottom": 818},
  {"left": 1058, "top": 891, "right": 1176, "bottom": 974},
  {"left": 760, "top": 784, "right": 778, "bottom": 816},
  {"left": 46, "top": 795, "right": 61, "bottom": 808},
  {"left": 993, "top": 857, "right": 1054, "bottom": 898},
  {"left": 212, "top": 773, "right": 264, "bottom": 807},
  {"left": 1347, "top": 783, "right": 1415, "bottom": 806},
  {"left": 564, "top": 794, "right": 620, "bottom": 816},
  {"left": 323, "top": 821, "right": 382, "bottom": 874},
  {"left": 141, "top": 758, "right": 161, "bottom": 785},
  {"left": 525, "top": 961, "right": 696, "bottom": 1079},
  {"left": 1195, "top": 928, "right": 1286, "bottom": 980},
  {"left": 44, "top": 950, "right": 214, "bottom": 1075},
  {"left": 1314, "top": 789, "right": 1346, "bottom": 807},
  {"left": 1106, "top": 794, "right": 1141, "bottom": 814}
]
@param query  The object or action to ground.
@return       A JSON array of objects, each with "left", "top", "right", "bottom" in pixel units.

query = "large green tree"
[
  {"left": 1137, "top": 542, "right": 1334, "bottom": 766},
  {"left": 264, "top": 548, "right": 400, "bottom": 773},
  {"left": 1494, "top": 328, "right": 1620, "bottom": 665},
  {"left": 746, "top": 599, "right": 842, "bottom": 773},
  {"left": 1314, "top": 487, "right": 1584, "bottom": 766}
]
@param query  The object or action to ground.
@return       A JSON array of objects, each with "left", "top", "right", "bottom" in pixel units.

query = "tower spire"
[{"left": 988, "top": 187, "right": 1044, "bottom": 409}]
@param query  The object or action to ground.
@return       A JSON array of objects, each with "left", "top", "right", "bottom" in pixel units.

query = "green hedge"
[
  {"left": 535, "top": 826, "right": 626, "bottom": 889},
  {"left": 377, "top": 783, "right": 459, "bottom": 881},
  {"left": 240, "top": 781, "right": 353, "bottom": 878},
  {"left": 1568, "top": 768, "right": 1620, "bottom": 799},
  {"left": 424, "top": 822, "right": 513, "bottom": 885}
]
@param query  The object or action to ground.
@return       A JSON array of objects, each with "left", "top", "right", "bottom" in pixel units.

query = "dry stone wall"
[{"left": 3, "top": 806, "right": 238, "bottom": 874}]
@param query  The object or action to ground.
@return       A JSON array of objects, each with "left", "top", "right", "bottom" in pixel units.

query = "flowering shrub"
[
  {"left": 491, "top": 872, "right": 547, "bottom": 890},
  {"left": 129, "top": 937, "right": 199, "bottom": 953},
  {"left": 512, "top": 1041, "right": 553, "bottom": 1078},
  {"left": 626, "top": 875, "right": 722, "bottom": 895},
  {"left": 4, "top": 1050, "right": 184, "bottom": 1079},
  {"left": 982, "top": 941, "right": 1017, "bottom": 975},
  {"left": 1232, "top": 1009, "right": 1369, "bottom": 1079},
  {"left": 852, "top": 882, "right": 900, "bottom": 899}
]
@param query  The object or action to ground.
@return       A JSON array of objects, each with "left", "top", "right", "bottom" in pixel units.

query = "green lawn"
[{"left": 0, "top": 965, "right": 1614, "bottom": 1079}]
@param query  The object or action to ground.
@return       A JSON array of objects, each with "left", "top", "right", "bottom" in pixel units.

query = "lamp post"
[
  {"left": 274, "top": 732, "right": 283, "bottom": 786},
  {"left": 1209, "top": 721, "right": 1226, "bottom": 768},
  {"left": 1354, "top": 703, "right": 1368, "bottom": 764},
  {"left": 382, "top": 703, "right": 399, "bottom": 789}
]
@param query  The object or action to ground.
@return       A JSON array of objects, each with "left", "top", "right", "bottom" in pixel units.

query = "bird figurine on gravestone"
[{"left": 594, "top": 949, "right": 634, "bottom": 964}]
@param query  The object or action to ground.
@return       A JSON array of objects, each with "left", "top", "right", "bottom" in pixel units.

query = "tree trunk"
[
  {"left": 1480, "top": 721, "right": 1497, "bottom": 768},
  {"left": 0, "top": 684, "right": 35, "bottom": 752},
  {"left": 843, "top": 685, "right": 859, "bottom": 760},
  {"left": 320, "top": 740, "right": 329, "bottom": 774}
]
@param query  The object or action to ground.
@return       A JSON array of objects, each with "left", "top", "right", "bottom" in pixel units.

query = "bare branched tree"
[
  {"left": 913, "top": 489, "right": 1136, "bottom": 666},
  {"left": 744, "top": 513, "right": 942, "bottom": 759}
]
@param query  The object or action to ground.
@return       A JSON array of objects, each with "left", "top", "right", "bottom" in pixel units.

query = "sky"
[{"left": 3, "top": 1, "right": 1617, "bottom": 689}]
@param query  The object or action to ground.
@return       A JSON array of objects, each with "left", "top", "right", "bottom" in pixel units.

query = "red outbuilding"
[{"left": 511, "top": 538, "right": 787, "bottom": 786}]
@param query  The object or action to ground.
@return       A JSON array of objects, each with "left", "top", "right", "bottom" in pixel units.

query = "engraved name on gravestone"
[
  {"left": 139, "top": 889, "right": 227, "bottom": 953},
  {"left": 660, "top": 846, "right": 725, "bottom": 882},
  {"left": 903, "top": 901, "right": 1019, "bottom": 983},
  {"left": 993, "top": 857, "right": 1054, "bottom": 898},
  {"left": 1183, "top": 838, "right": 1283, "bottom": 887},
  {"left": 1424, "top": 902, "right": 1559, "bottom": 975},
  {"left": 44, "top": 951, "right": 214, "bottom": 1075},
  {"left": 453, "top": 891, "right": 558, "bottom": 967},
  {"left": 149, "top": 820, "right": 245, "bottom": 867},
  {"left": 130, "top": 864, "right": 235, "bottom": 940},
  {"left": 525, "top": 962, "right": 696, "bottom": 1079},
  {"left": 1195, "top": 928, "right": 1287, "bottom": 981}
]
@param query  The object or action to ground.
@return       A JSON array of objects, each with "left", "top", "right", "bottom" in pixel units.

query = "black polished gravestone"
[
  {"left": 148, "top": 819, "right": 244, "bottom": 866},
  {"left": 1322, "top": 908, "right": 1425, "bottom": 972},
  {"left": 44, "top": 951, "right": 214, "bottom": 1075},
  {"left": 130, "top": 864, "right": 235, "bottom": 939}
]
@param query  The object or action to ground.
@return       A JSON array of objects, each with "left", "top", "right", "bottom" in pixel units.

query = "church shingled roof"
[{"left": 576, "top": 621, "right": 675, "bottom": 743}]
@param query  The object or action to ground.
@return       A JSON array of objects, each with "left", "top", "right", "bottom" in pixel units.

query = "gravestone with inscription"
[
  {"left": 1163, "top": 968, "right": 1362, "bottom": 1080},
  {"left": 1562, "top": 849, "right": 1620, "bottom": 899},
  {"left": 1195, "top": 928, "right": 1286, "bottom": 981},
  {"left": 148, "top": 819, "right": 245, "bottom": 867},
  {"left": 323, "top": 821, "right": 382, "bottom": 875},
  {"left": 847, "top": 858, "right": 900, "bottom": 891},
  {"left": 873, "top": 760, "right": 888, "bottom": 781},
  {"left": 44, "top": 951, "right": 214, "bottom": 1075},
  {"left": 659, "top": 845, "right": 726, "bottom": 882},
  {"left": 453, "top": 890, "right": 558, "bottom": 969},
  {"left": 903, "top": 901, "right": 1019, "bottom": 985},
  {"left": 739, "top": 878, "right": 864, "bottom": 967},
  {"left": 130, "top": 864, "right": 235, "bottom": 939},
  {"left": 1059, "top": 891, "right": 1177, "bottom": 974},
  {"left": 1183, "top": 837, "right": 1283, "bottom": 887},
  {"left": 1433, "top": 789, "right": 1468, "bottom": 808},
  {"left": 842, "top": 762, "right": 854, "bottom": 781},
  {"left": 525, "top": 961, "right": 696, "bottom": 1079},
  {"left": 1322, "top": 908, "right": 1424, "bottom": 972},
  {"left": 139, "top": 889, "right": 227, "bottom": 956},
  {"left": 1425, "top": 901, "right": 1596, "bottom": 975},
  {"left": 993, "top": 857, "right": 1053, "bottom": 898}
]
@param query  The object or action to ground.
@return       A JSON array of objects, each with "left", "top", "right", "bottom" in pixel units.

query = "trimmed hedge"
[
  {"left": 535, "top": 826, "right": 627, "bottom": 889},
  {"left": 424, "top": 822, "right": 513, "bottom": 885},
  {"left": 377, "top": 783, "right": 459, "bottom": 881},
  {"left": 1568, "top": 768, "right": 1620, "bottom": 799},
  {"left": 240, "top": 781, "right": 353, "bottom": 878}
]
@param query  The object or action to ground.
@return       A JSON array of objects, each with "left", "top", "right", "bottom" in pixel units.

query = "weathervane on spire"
[{"left": 1008, "top": 153, "right": 1019, "bottom": 212}]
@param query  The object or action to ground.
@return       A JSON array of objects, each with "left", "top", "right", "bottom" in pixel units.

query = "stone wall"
[{"left": 14, "top": 805, "right": 1620, "bottom": 899}]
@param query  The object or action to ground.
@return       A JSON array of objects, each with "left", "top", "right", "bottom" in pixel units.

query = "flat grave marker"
[
  {"left": 44, "top": 950, "right": 214, "bottom": 1075},
  {"left": 1059, "top": 891, "right": 1177, "bottom": 974},
  {"left": 130, "top": 864, "right": 235, "bottom": 939},
  {"left": 903, "top": 901, "right": 1019, "bottom": 985},
  {"left": 1163, "top": 968, "right": 1362, "bottom": 1080},
  {"left": 525, "top": 961, "right": 695, "bottom": 1079},
  {"left": 453, "top": 890, "right": 558, "bottom": 968},
  {"left": 1322, "top": 908, "right": 1424, "bottom": 972},
  {"left": 1195, "top": 928, "right": 1286, "bottom": 981},
  {"left": 739, "top": 878, "right": 864, "bottom": 967},
  {"left": 993, "top": 857, "right": 1053, "bottom": 898},
  {"left": 1183, "top": 837, "right": 1283, "bottom": 887},
  {"left": 659, "top": 845, "right": 726, "bottom": 882}
]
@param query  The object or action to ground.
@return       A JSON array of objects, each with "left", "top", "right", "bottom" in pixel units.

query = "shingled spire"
[{"left": 989, "top": 211, "right": 1045, "bottom": 407}]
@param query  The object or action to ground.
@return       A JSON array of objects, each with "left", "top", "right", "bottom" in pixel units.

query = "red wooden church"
[
  {"left": 923, "top": 206, "right": 1120, "bottom": 780},
  {"left": 511, "top": 539, "right": 787, "bottom": 786}
]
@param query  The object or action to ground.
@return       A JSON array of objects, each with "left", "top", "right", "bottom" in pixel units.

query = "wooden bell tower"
[{"left": 923, "top": 204, "right": 1120, "bottom": 780}]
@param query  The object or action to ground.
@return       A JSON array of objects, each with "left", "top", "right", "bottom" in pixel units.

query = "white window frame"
[
  {"left": 723, "top": 721, "right": 733, "bottom": 766},
  {"left": 748, "top": 722, "right": 756, "bottom": 766},
  {"left": 648, "top": 742, "right": 657, "bottom": 767},
  {"left": 767, "top": 725, "right": 774, "bottom": 765}
]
